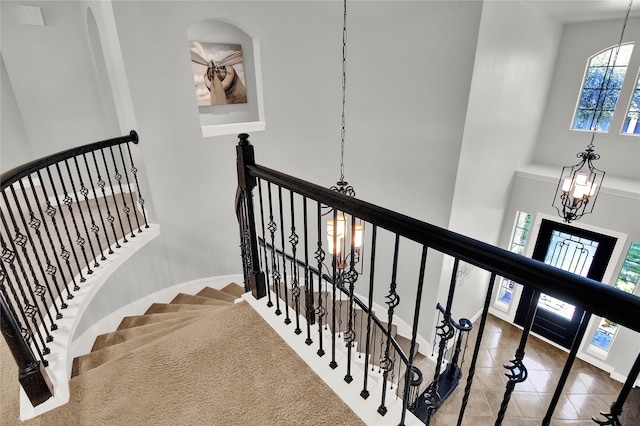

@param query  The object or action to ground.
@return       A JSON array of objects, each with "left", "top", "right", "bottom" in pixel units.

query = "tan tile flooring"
[{"left": 423, "top": 314, "right": 623, "bottom": 426}]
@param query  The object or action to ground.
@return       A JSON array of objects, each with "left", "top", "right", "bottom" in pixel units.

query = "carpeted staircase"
[{"left": 71, "top": 283, "right": 246, "bottom": 378}]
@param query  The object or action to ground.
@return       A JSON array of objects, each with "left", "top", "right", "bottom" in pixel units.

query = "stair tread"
[
  {"left": 144, "top": 303, "right": 217, "bottom": 314},
  {"left": 195, "top": 287, "right": 238, "bottom": 303},
  {"left": 92, "top": 314, "right": 208, "bottom": 352},
  {"left": 220, "top": 282, "right": 245, "bottom": 298},
  {"left": 170, "top": 293, "right": 234, "bottom": 306},
  {"left": 117, "top": 310, "right": 211, "bottom": 330}
]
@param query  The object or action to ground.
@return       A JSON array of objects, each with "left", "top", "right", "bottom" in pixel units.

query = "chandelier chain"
[
  {"left": 340, "top": 0, "right": 347, "bottom": 183},
  {"left": 588, "top": 0, "right": 634, "bottom": 135}
]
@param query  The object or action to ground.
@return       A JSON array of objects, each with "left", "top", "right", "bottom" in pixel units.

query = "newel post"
[
  {"left": 236, "top": 134, "right": 267, "bottom": 299},
  {"left": 0, "top": 294, "right": 53, "bottom": 406}
]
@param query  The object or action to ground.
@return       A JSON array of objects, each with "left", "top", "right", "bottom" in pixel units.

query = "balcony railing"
[
  {"left": 0, "top": 131, "right": 149, "bottom": 407},
  {"left": 235, "top": 133, "right": 640, "bottom": 425}
]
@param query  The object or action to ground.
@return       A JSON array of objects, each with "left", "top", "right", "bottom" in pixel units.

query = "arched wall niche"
[{"left": 187, "top": 18, "right": 265, "bottom": 137}]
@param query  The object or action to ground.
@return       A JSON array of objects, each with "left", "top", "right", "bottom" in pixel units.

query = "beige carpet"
[{"left": 0, "top": 291, "right": 364, "bottom": 425}]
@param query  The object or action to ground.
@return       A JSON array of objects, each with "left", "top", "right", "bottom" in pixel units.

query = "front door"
[{"left": 514, "top": 219, "right": 617, "bottom": 349}]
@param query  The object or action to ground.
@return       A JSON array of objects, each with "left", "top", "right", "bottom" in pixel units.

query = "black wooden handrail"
[
  {"left": 247, "top": 163, "right": 640, "bottom": 334},
  {"left": 1, "top": 131, "right": 138, "bottom": 188}
]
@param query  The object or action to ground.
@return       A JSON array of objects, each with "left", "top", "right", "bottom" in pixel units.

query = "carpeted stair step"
[
  {"left": 170, "top": 293, "right": 234, "bottom": 306},
  {"left": 72, "top": 314, "right": 211, "bottom": 377},
  {"left": 220, "top": 282, "right": 246, "bottom": 298},
  {"left": 92, "top": 314, "right": 210, "bottom": 352},
  {"left": 195, "top": 287, "right": 239, "bottom": 303},
  {"left": 117, "top": 310, "right": 210, "bottom": 330},
  {"left": 144, "top": 302, "right": 217, "bottom": 314}
]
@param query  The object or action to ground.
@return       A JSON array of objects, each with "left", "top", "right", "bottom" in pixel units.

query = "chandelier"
[
  {"left": 325, "top": 0, "right": 365, "bottom": 273},
  {"left": 552, "top": 0, "right": 633, "bottom": 223}
]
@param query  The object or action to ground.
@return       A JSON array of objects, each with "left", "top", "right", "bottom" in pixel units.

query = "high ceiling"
[{"left": 521, "top": 0, "right": 640, "bottom": 23}]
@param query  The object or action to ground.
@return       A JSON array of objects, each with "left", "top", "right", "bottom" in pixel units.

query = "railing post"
[
  {"left": 236, "top": 134, "right": 267, "bottom": 300},
  {"left": 0, "top": 293, "right": 53, "bottom": 406}
]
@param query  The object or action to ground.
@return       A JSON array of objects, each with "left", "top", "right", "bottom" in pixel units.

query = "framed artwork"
[{"left": 190, "top": 41, "right": 247, "bottom": 106}]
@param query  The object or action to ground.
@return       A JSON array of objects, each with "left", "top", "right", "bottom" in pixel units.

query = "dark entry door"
[{"left": 514, "top": 219, "right": 617, "bottom": 349}]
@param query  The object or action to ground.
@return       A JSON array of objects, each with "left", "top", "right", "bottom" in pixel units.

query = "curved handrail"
[
  {"left": 247, "top": 163, "right": 640, "bottom": 334},
  {"left": 1, "top": 130, "right": 139, "bottom": 188}
]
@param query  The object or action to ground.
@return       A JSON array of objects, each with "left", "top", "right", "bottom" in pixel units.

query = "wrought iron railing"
[
  {"left": 235, "top": 133, "right": 640, "bottom": 425},
  {"left": 0, "top": 130, "right": 148, "bottom": 407}
]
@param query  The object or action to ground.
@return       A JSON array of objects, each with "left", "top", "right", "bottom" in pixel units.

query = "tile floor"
[{"left": 424, "top": 314, "right": 623, "bottom": 426}]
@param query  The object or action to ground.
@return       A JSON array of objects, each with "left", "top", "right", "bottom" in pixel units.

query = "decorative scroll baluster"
[
  {"left": 64, "top": 159, "right": 99, "bottom": 269},
  {"left": 302, "top": 196, "right": 313, "bottom": 345},
  {"left": 542, "top": 309, "right": 592, "bottom": 425},
  {"left": 124, "top": 138, "right": 149, "bottom": 229},
  {"left": 256, "top": 179, "right": 273, "bottom": 307},
  {"left": 495, "top": 290, "right": 539, "bottom": 425},
  {"left": 289, "top": 191, "right": 302, "bottom": 334},
  {"left": 343, "top": 215, "right": 359, "bottom": 383},
  {"left": 277, "top": 187, "right": 291, "bottom": 325},
  {"left": 117, "top": 144, "right": 142, "bottom": 233},
  {"left": 378, "top": 234, "right": 401, "bottom": 416},
  {"left": 266, "top": 183, "right": 281, "bottom": 315},
  {"left": 593, "top": 352, "right": 640, "bottom": 425},
  {"left": 329, "top": 209, "right": 339, "bottom": 370},
  {"left": 72, "top": 156, "right": 105, "bottom": 263},
  {"left": 100, "top": 148, "right": 127, "bottom": 244},
  {"left": 360, "top": 224, "right": 377, "bottom": 400},
  {"left": 400, "top": 245, "right": 428, "bottom": 425},
  {"left": 108, "top": 146, "right": 134, "bottom": 239},
  {"left": 49, "top": 164, "right": 89, "bottom": 280},
  {"left": 8, "top": 184, "right": 62, "bottom": 323},
  {"left": 36, "top": 170, "right": 80, "bottom": 291},
  {"left": 81, "top": 153, "right": 110, "bottom": 260},
  {"left": 0, "top": 194, "right": 55, "bottom": 343},
  {"left": 314, "top": 202, "right": 326, "bottom": 357},
  {"left": 91, "top": 151, "right": 118, "bottom": 251},
  {"left": 23, "top": 177, "right": 69, "bottom": 308},
  {"left": 0, "top": 230, "right": 50, "bottom": 356},
  {"left": 457, "top": 272, "right": 497, "bottom": 426}
]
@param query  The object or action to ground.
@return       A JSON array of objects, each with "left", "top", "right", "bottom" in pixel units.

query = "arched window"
[
  {"left": 572, "top": 43, "right": 634, "bottom": 132},
  {"left": 622, "top": 72, "right": 640, "bottom": 135}
]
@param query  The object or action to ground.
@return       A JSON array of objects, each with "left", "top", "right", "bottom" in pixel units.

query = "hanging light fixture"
[
  {"left": 552, "top": 0, "right": 633, "bottom": 223},
  {"left": 325, "top": 0, "right": 365, "bottom": 273}
]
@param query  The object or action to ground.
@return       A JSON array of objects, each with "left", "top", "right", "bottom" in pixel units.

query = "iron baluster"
[
  {"left": 593, "top": 349, "right": 640, "bottom": 425},
  {"left": 117, "top": 144, "right": 142, "bottom": 233},
  {"left": 124, "top": 139, "right": 149, "bottom": 229},
  {"left": 50, "top": 164, "right": 90, "bottom": 279},
  {"left": 72, "top": 156, "right": 105, "bottom": 263},
  {"left": 64, "top": 159, "right": 99, "bottom": 269},
  {"left": 36, "top": 169, "right": 81, "bottom": 291},
  {"left": 360, "top": 224, "right": 377, "bottom": 400},
  {"left": 266, "top": 183, "right": 281, "bottom": 315},
  {"left": 91, "top": 150, "right": 119, "bottom": 251},
  {"left": 0, "top": 193, "right": 54, "bottom": 342},
  {"left": 81, "top": 153, "right": 110, "bottom": 260},
  {"left": 542, "top": 309, "right": 592, "bottom": 425},
  {"left": 108, "top": 146, "right": 134, "bottom": 239},
  {"left": 8, "top": 184, "right": 62, "bottom": 323},
  {"left": 329, "top": 209, "right": 339, "bottom": 370},
  {"left": 401, "top": 245, "right": 428, "bottom": 425},
  {"left": 378, "top": 234, "right": 401, "bottom": 416},
  {"left": 277, "top": 186, "right": 291, "bottom": 325},
  {"left": 25, "top": 175, "right": 69, "bottom": 307},
  {"left": 289, "top": 191, "right": 302, "bottom": 334},
  {"left": 0, "top": 228, "right": 50, "bottom": 357},
  {"left": 302, "top": 195, "right": 314, "bottom": 345},
  {"left": 314, "top": 201, "right": 326, "bottom": 357},
  {"left": 343, "top": 215, "right": 359, "bottom": 383},
  {"left": 256, "top": 179, "right": 273, "bottom": 307},
  {"left": 495, "top": 289, "right": 539, "bottom": 425},
  {"left": 456, "top": 272, "right": 497, "bottom": 426},
  {"left": 100, "top": 148, "right": 127, "bottom": 244}
]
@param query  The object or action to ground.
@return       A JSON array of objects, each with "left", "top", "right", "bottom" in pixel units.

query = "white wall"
[
  {"left": 438, "top": 1, "right": 563, "bottom": 320},
  {"left": 0, "top": 1, "right": 119, "bottom": 158},
  {"left": 1, "top": 54, "right": 33, "bottom": 171}
]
